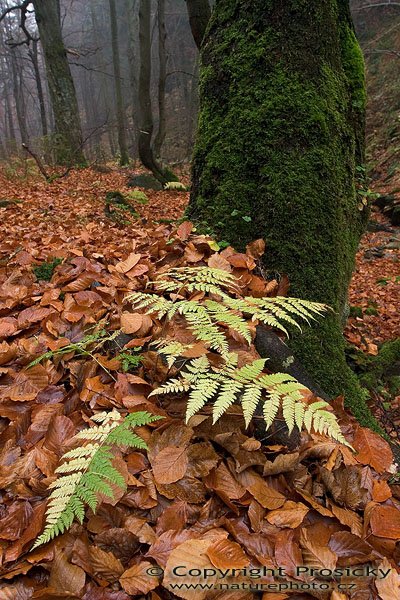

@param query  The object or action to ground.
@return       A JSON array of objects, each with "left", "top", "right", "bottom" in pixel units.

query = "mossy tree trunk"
[
  {"left": 188, "top": 0, "right": 375, "bottom": 427},
  {"left": 33, "top": 0, "right": 85, "bottom": 166}
]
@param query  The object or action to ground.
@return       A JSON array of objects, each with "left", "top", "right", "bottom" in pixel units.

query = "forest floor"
[
  {"left": 1, "top": 164, "right": 399, "bottom": 434},
  {"left": 0, "top": 165, "right": 399, "bottom": 599}
]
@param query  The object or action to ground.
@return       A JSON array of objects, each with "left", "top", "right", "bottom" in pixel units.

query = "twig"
[{"left": 21, "top": 143, "right": 51, "bottom": 180}]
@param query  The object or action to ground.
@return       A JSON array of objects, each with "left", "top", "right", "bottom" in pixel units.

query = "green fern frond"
[
  {"left": 187, "top": 377, "right": 221, "bottom": 420},
  {"left": 263, "top": 392, "right": 281, "bottom": 429},
  {"left": 32, "top": 411, "right": 162, "bottom": 549},
  {"left": 241, "top": 385, "right": 263, "bottom": 427},
  {"left": 212, "top": 379, "right": 243, "bottom": 423}
]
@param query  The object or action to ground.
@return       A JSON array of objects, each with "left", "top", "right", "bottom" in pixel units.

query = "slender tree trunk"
[
  {"left": 153, "top": 0, "right": 167, "bottom": 159},
  {"left": 33, "top": 0, "right": 85, "bottom": 165},
  {"left": 11, "top": 55, "right": 28, "bottom": 145},
  {"left": 29, "top": 39, "right": 48, "bottom": 138},
  {"left": 185, "top": 0, "right": 211, "bottom": 49},
  {"left": 188, "top": 0, "right": 375, "bottom": 428},
  {"left": 5, "top": 91, "right": 16, "bottom": 145},
  {"left": 127, "top": 0, "right": 139, "bottom": 157},
  {"left": 109, "top": 0, "right": 129, "bottom": 165},
  {"left": 138, "top": 0, "right": 168, "bottom": 183}
]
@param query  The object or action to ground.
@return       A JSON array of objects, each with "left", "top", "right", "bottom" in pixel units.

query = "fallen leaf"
[
  {"left": 152, "top": 446, "right": 188, "bottom": 484},
  {"left": 353, "top": 427, "right": 393, "bottom": 474}
]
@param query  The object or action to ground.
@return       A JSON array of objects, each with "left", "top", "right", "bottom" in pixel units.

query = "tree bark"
[
  {"left": 29, "top": 39, "right": 48, "bottom": 138},
  {"left": 33, "top": 0, "right": 85, "bottom": 165},
  {"left": 109, "top": 0, "right": 129, "bottom": 165},
  {"left": 185, "top": 0, "right": 211, "bottom": 50},
  {"left": 153, "top": 0, "right": 167, "bottom": 160},
  {"left": 188, "top": 0, "right": 376, "bottom": 428},
  {"left": 138, "top": 0, "right": 168, "bottom": 183}
]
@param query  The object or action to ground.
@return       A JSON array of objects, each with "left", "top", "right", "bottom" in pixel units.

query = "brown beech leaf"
[
  {"left": 246, "top": 238, "right": 265, "bottom": 259},
  {"left": 247, "top": 479, "right": 286, "bottom": 510},
  {"left": 115, "top": 253, "right": 141, "bottom": 274},
  {"left": 155, "top": 475, "right": 207, "bottom": 503},
  {"left": 0, "top": 582, "right": 34, "bottom": 600},
  {"left": 208, "top": 253, "right": 232, "bottom": 272},
  {"left": 300, "top": 528, "right": 337, "bottom": 571},
  {"left": 204, "top": 462, "right": 246, "bottom": 503},
  {"left": 48, "top": 548, "right": 86, "bottom": 596},
  {"left": 329, "top": 502, "right": 363, "bottom": 537},
  {"left": 88, "top": 546, "right": 124, "bottom": 582},
  {"left": 176, "top": 221, "right": 193, "bottom": 241},
  {"left": 372, "top": 480, "right": 392, "bottom": 503},
  {"left": 120, "top": 312, "right": 143, "bottom": 334},
  {"left": 263, "top": 452, "right": 299, "bottom": 476},
  {"left": 353, "top": 427, "right": 393, "bottom": 474},
  {"left": 152, "top": 445, "right": 188, "bottom": 484},
  {"left": 266, "top": 500, "right": 309, "bottom": 528},
  {"left": 206, "top": 538, "right": 250, "bottom": 569},
  {"left": 146, "top": 529, "right": 196, "bottom": 567},
  {"left": 44, "top": 415, "right": 75, "bottom": 455},
  {"left": 163, "top": 539, "right": 217, "bottom": 600},
  {"left": 328, "top": 531, "right": 374, "bottom": 565},
  {"left": 274, "top": 529, "right": 303, "bottom": 579},
  {"left": 0, "top": 501, "right": 33, "bottom": 540},
  {"left": 295, "top": 489, "right": 333, "bottom": 517},
  {"left": 370, "top": 504, "right": 400, "bottom": 539},
  {"left": 375, "top": 557, "right": 400, "bottom": 600},
  {"left": 119, "top": 561, "right": 159, "bottom": 595},
  {"left": 0, "top": 317, "right": 18, "bottom": 338},
  {"left": 185, "top": 442, "right": 219, "bottom": 478}
]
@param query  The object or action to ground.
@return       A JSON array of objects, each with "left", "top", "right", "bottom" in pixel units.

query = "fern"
[
  {"left": 32, "top": 410, "right": 162, "bottom": 549},
  {"left": 28, "top": 328, "right": 119, "bottom": 368},
  {"left": 127, "top": 266, "right": 349, "bottom": 446}
]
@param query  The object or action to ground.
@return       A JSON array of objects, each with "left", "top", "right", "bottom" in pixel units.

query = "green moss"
[{"left": 33, "top": 258, "right": 63, "bottom": 282}]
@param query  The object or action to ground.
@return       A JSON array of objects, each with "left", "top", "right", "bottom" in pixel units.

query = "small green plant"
[
  {"left": 33, "top": 410, "right": 162, "bottom": 548},
  {"left": 105, "top": 191, "right": 139, "bottom": 217},
  {"left": 127, "top": 190, "right": 149, "bottom": 204},
  {"left": 28, "top": 328, "right": 118, "bottom": 370},
  {"left": 33, "top": 258, "right": 63, "bottom": 282},
  {"left": 118, "top": 349, "right": 143, "bottom": 372},
  {"left": 126, "top": 267, "right": 349, "bottom": 445}
]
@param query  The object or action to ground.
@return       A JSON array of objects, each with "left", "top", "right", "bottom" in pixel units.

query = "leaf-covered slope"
[{"left": 0, "top": 167, "right": 399, "bottom": 599}]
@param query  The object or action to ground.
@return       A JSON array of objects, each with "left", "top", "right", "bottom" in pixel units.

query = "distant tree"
[
  {"left": 33, "top": 0, "right": 85, "bottom": 165},
  {"left": 153, "top": 0, "right": 167, "bottom": 160},
  {"left": 1, "top": 0, "right": 85, "bottom": 164},
  {"left": 109, "top": 0, "right": 129, "bottom": 165},
  {"left": 137, "top": 0, "right": 168, "bottom": 183},
  {"left": 188, "top": 0, "right": 376, "bottom": 428}
]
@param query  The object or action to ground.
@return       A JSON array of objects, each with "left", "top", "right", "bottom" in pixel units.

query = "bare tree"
[
  {"left": 109, "top": 0, "right": 129, "bottom": 165},
  {"left": 153, "top": 0, "right": 167, "bottom": 159},
  {"left": 137, "top": 0, "right": 167, "bottom": 182}
]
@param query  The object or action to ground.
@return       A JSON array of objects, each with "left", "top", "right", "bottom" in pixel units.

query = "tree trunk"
[
  {"left": 188, "top": 0, "right": 375, "bottom": 428},
  {"left": 11, "top": 55, "right": 28, "bottom": 145},
  {"left": 33, "top": 0, "right": 85, "bottom": 165},
  {"left": 109, "top": 0, "right": 129, "bottom": 165},
  {"left": 29, "top": 39, "right": 48, "bottom": 139},
  {"left": 185, "top": 0, "right": 211, "bottom": 50},
  {"left": 137, "top": 0, "right": 168, "bottom": 183},
  {"left": 153, "top": 0, "right": 167, "bottom": 160}
]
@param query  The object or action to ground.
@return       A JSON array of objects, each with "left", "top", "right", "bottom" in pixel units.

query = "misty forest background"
[{"left": 0, "top": 0, "right": 398, "bottom": 175}]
